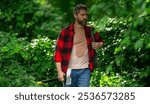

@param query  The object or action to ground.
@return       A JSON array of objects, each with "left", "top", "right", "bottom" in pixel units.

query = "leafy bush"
[
  {"left": 91, "top": 70, "right": 145, "bottom": 87},
  {"left": 26, "top": 36, "right": 61, "bottom": 87},
  {"left": 0, "top": 0, "right": 67, "bottom": 39},
  {"left": 0, "top": 32, "right": 37, "bottom": 86},
  {"left": 0, "top": 32, "right": 61, "bottom": 86},
  {"left": 90, "top": 0, "right": 150, "bottom": 87}
]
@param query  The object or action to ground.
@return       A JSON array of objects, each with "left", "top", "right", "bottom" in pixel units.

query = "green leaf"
[
  {"left": 103, "top": 76, "right": 109, "bottom": 81},
  {"left": 106, "top": 65, "right": 113, "bottom": 74},
  {"left": 1, "top": 46, "right": 9, "bottom": 52},
  {"left": 121, "top": 36, "right": 131, "bottom": 45},
  {"left": 114, "top": 47, "right": 121, "bottom": 54},
  {"left": 134, "top": 40, "right": 143, "bottom": 50},
  {"left": 115, "top": 56, "right": 121, "bottom": 66},
  {"left": 146, "top": 43, "right": 150, "bottom": 49}
]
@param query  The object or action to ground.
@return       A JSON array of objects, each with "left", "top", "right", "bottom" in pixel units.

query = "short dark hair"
[{"left": 73, "top": 4, "right": 87, "bottom": 14}]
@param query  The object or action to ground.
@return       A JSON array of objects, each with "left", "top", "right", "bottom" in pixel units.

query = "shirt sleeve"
[
  {"left": 54, "top": 30, "right": 65, "bottom": 62},
  {"left": 94, "top": 32, "right": 104, "bottom": 43}
]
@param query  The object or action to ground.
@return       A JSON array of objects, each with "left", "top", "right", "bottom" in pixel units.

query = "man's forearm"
[
  {"left": 55, "top": 62, "right": 65, "bottom": 81},
  {"left": 56, "top": 62, "right": 62, "bottom": 73}
]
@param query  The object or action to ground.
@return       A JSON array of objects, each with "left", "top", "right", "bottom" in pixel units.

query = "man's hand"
[
  {"left": 56, "top": 62, "right": 65, "bottom": 81},
  {"left": 92, "top": 42, "right": 103, "bottom": 49},
  {"left": 58, "top": 70, "right": 65, "bottom": 82}
]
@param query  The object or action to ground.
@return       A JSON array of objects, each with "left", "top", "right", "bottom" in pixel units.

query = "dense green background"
[{"left": 0, "top": 0, "right": 149, "bottom": 87}]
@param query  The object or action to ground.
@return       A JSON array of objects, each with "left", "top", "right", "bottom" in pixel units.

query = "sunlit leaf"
[
  {"left": 134, "top": 40, "right": 143, "bottom": 50},
  {"left": 1, "top": 46, "right": 9, "bottom": 52}
]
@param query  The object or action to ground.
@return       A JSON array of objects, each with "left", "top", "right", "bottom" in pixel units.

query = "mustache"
[{"left": 83, "top": 19, "right": 87, "bottom": 21}]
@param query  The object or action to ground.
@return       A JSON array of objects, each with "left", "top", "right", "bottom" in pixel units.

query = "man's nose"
[{"left": 84, "top": 15, "right": 87, "bottom": 19}]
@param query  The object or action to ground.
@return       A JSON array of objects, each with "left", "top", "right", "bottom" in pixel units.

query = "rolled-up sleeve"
[
  {"left": 54, "top": 30, "right": 65, "bottom": 62},
  {"left": 94, "top": 32, "right": 104, "bottom": 43}
]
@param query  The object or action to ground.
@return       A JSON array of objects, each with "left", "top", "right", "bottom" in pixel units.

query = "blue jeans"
[{"left": 64, "top": 68, "right": 91, "bottom": 87}]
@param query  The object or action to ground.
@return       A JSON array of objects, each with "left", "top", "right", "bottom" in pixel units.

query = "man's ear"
[{"left": 73, "top": 13, "right": 77, "bottom": 19}]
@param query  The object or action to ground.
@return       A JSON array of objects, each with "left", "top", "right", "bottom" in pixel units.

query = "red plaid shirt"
[{"left": 54, "top": 23, "right": 104, "bottom": 73}]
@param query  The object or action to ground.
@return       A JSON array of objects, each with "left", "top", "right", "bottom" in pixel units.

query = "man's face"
[{"left": 74, "top": 9, "right": 88, "bottom": 25}]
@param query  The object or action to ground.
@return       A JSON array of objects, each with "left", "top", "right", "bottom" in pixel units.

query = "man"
[{"left": 54, "top": 4, "right": 104, "bottom": 87}]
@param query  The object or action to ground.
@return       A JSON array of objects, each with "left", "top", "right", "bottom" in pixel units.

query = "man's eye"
[{"left": 82, "top": 14, "right": 87, "bottom": 16}]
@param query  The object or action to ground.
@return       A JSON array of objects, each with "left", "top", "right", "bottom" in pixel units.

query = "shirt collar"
[
  {"left": 68, "top": 23, "right": 74, "bottom": 32},
  {"left": 69, "top": 23, "right": 89, "bottom": 32}
]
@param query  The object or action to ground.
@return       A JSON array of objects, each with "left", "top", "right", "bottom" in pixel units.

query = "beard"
[{"left": 76, "top": 18, "right": 87, "bottom": 25}]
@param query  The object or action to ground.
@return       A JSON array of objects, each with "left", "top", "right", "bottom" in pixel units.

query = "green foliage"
[
  {"left": 0, "top": 32, "right": 61, "bottom": 86},
  {"left": 0, "top": 0, "right": 67, "bottom": 39},
  {"left": 90, "top": 0, "right": 150, "bottom": 87},
  {"left": 25, "top": 36, "right": 61, "bottom": 87},
  {"left": 91, "top": 71, "right": 144, "bottom": 87},
  {"left": 0, "top": 32, "right": 37, "bottom": 86}
]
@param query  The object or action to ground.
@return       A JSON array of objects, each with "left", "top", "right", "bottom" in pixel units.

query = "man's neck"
[{"left": 74, "top": 21, "right": 84, "bottom": 29}]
